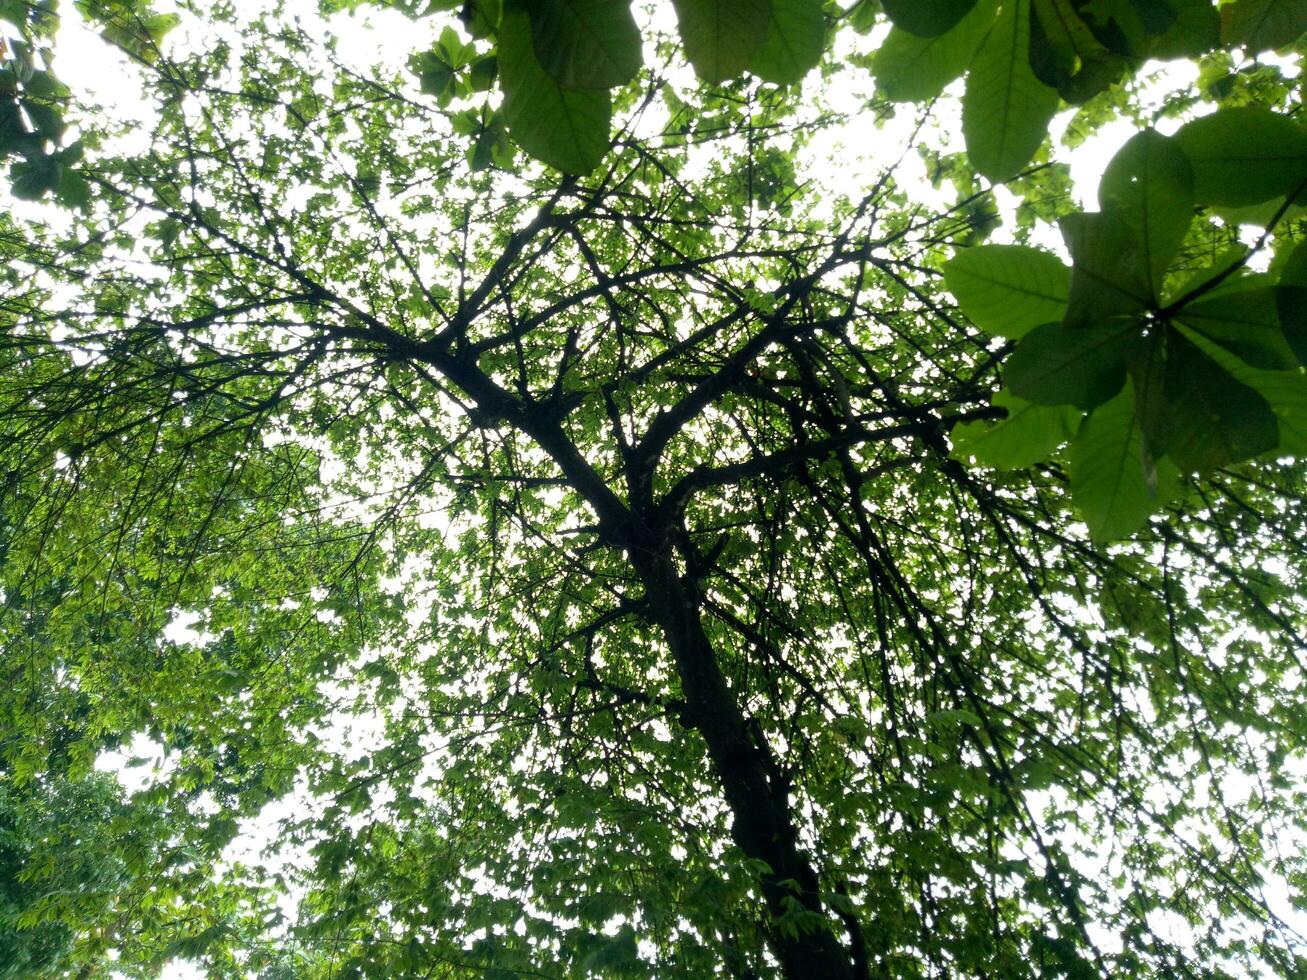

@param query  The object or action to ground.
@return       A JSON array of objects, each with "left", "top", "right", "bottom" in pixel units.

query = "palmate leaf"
[
  {"left": 525, "top": 0, "right": 642, "bottom": 90},
  {"left": 749, "top": 0, "right": 825, "bottom": 84},
  {"left": 1097, "top": 129, "right": 1194, "bottom": 297},
  {"left": 1059, "top": 211, "right": 1152, "bottom": 328},
  {"left": 671, "top": 0, "right": 771, "bottom": 83},
  {"left": 1173, "top": 106, "right": 1307, "bottom": 207},
  {"left": 962, "top": 0, "right": 1060, "bottom": 182},
  {"left": 1069, "top": 381, "right": 1178, "bottom": 541},
  {"left": 944, "top": 244, "right": 1069, "bottom": 338},
  {"left": 950, "top": 390, "right": 1079, "bottom": 469},
  {"left": 499, "top": 9, "right": 611, "bottom": 173},
  {"left": 873, "top": 0, "right": 997, "bottom": 102}
]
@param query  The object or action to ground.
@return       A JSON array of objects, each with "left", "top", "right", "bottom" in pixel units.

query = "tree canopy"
[{"left": 2, "top": 0, "right": 1307, "bottom": 977}]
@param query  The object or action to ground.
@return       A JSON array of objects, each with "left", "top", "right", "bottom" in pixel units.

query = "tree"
[{"left": 1, "top": 0, "right": 1306, "bottom": 976}]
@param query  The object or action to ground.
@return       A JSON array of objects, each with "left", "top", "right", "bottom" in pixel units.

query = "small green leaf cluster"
[
  {"left": 1, "top": 0, "right": 180, "bottom": 205},
  {"left": 949, "top": 108, "right": 1307, "bottom": 538},
  {"left": 76, "top": 0, "right": 181, "bottom": 63},
  {"left": 0, "top": 0, "right": 88, "bottom": 205}
]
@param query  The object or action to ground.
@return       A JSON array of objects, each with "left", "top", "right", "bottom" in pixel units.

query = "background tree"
[{"left": 2, "top": 0, "right": 1306, "bottom": 977}]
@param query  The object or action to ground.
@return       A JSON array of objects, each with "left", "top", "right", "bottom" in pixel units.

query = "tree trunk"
[{"left": 633, "top": 548, "right": 860, "bottom": 980}]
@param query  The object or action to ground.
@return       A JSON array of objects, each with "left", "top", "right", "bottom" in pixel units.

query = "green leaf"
[
  {"left": 499, "top": 9, "right": 611, "bottom": 173},
  {"left": 1240, "top": 370, "right": 1307, "bottom": 456},
  {"left": 671, "top": 0, "right": 771, "bottom": 82},
  {"left": 525, "top": 0, "right": 643, "bottom": 90},
  {"left": 579, "top": 924, "right": 640, "bottom": 970},
  {"left": 1069, "top": 382, "right": 1177, "bottom": 541},
  {"left": 10, "top": 155, "right": 60, "bottom": 200},
  {"left": 1029, "top": 0, "right": 1124, "bottom": 102},
  {"left": 1183, "top": 326, "right": 1307, "bottom": 456},
  {"left": 1098, "top": 129, "right": 1194, "bottom": 296},
  {"left": 1131, "top": 330, "right": 1279, "bottom": 472},
  {"left": 468, "top": 54, "right": 499, "bottom": 91},
  {"left": 1163, "top": 245, "right": 1250, "bottom": 305},
  {"left": 1173, "top": 106, "right": 1307, "bottom": 208},
  {"left": 96, "top": 9, "right": 181, "bottom": 64},
  {"left": 1221, "top": 0, "right": 1307, "bottom": 51},
  {"left": 462, "top": 0, "right": 501, "bottom": 36},
  {"left": 1144, "top": 0, "right": 1220, "bottom": 58},
  {"left": 23, "top": 100, "right": 65, "bottom": 142},
  {"left": 1175, "top": 287, "right": 1301, "bottom": 370},
  {"left": 1278, "top": 240, "right": 1307, "bottom": 286},
  {"left": 1277, "top": 285, "right": 1307, "bottom": 364},
  {"left": 1004, "top": 317, "right": 1137, "bottom": 408},
  {"left": 1210, "top": 195, "right": 1307, "bottom": 229},
  {"left": 950, "top": 390, "right": 1079, "bottom": 468},
  {"left": 55, "top": 166, "right": 90, "bottom": 210},
  {"left": 872, "top": 0, "right": 996, "bottom": 102},
  {"left": 749, "top": 0, "right": 825, "bottom": 84},
  {"left": 0, "top": 99, "right": 34, "bottom": 156},
  {"left": 943, "top": 244, "right": 1070, "bottom": 338},
  {"left": 411, "top": 51, "right": 454, "bottom": 97},
  {"left": 1030, "top": 0, "right": 1103, "bottom": 71},
  {"left": 1059, "top": 211, "right": 1153, "bottom": 328},
  {"left": 882, "top": 0, "right": 978, "bottom": 36},
  {"left": 962, "top": 0, "right": 1060, "bottom": 182}
]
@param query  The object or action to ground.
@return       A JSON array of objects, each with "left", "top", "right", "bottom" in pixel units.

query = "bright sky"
[{"left": 23, "top": 0, "right": 1302, "bottom": 975}]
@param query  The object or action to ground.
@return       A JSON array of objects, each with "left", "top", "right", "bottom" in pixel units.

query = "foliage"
[
  {"left": 950, "top": 117, "right": 1307, "bottom": 538},
  {"left": 0, "top": 0, "right": 1305, "bottom": 978}
]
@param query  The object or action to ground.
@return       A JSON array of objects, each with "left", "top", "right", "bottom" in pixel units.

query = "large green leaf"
[
  {"left": 1250, "top": 371, "right": 1307, "bottom": 456},
  {"left": 1145, "top": 0, "right": 1220, "bottom": 58},
  {"left": 1173, "top": 106, "right": 1307, "bottom": 208},
  {"left": 1175, "top": 287, "right": 1301, "bottom": 370},
  {"left": 1130, "top": 330, "right": 1279, "bottom": 472},
  {"left": 943, "top": 244, "right": 1070, "bottom": 338},
  {"left": 962, "top": 0, "right": 1060, "bottom": 182},
  {"left": 882, "top": 0, "right": 978, "bottom": 36},
  {"left": 1183, "top": 326, "right": 1307, "bottom": 456},
  {"left": 950, "top": 390, "right": 1079, "bottom": 469},
  {"left": 1070, "top": 382, "right": 1177, "bottom": 541},
  {"left": 1029, "top": 0, "right": 1124, "bottom": 102},
  {"left": 872, "top": 0, "right": 996, "bottom": 102},
  {"left": 671, "top": 0, "right": 771, "bottom": 82},
  {"left": 499, "top": 10, "right": 611, "bottom": 173},
  {"left": 1004, "top": 317, "right": 1138, "bottom": 408},
  {"left": 1221, "top": 0, "right": 1307, "bottom": 51},
  {"left": 1278, "top": 240, "right": 1307, "bottom": 286},
  {"left": 1163, "top": 245, "right": 1251, "bottom": 305},
  {"left": 1059, "top": 211, "right": 1153, "bottom": 328},
  {"left": 749, "top": 0, "right": 825, "bottom": 84},
  {"left": 1276, "top": 285, "right": 1307, "bottom": 365},
  {"left": 525, "top": 0, "right": 643, "bottom": 90},
  {"left": 1098, "top": 130, "right": 1194, "bottom": 297}
]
